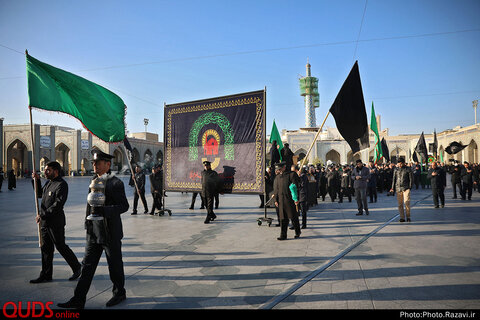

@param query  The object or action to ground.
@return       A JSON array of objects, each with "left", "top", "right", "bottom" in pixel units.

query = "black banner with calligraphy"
[{"left": 164, "top": 90, "right": 266, "bottom": 194}]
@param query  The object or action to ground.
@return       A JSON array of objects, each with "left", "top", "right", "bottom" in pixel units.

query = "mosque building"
[{"left": 273, "top": 62, "right": 479, "bottom": 166}]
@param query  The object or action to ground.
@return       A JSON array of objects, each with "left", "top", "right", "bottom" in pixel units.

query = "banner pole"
[
  {"left": 299, "top": 111, "right": 330, "bottom": 169},
  {"left": 121, "top": 145, "right": 141, "bottom": 200},
  {"left": 29, "top": 106, "right": 43, "bottom": 247}
]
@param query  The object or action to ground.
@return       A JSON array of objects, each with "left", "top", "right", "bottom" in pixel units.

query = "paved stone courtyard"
[{"left": 0, "top": 175, "right": 479, "bottom": 310}]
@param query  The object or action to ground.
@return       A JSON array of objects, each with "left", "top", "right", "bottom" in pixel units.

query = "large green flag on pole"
[
  {"left": 26, "top": 52, "right": 126, "bottom": 143},
  {"left": 370, "top": 102, "right": 383, "bottom": 164},
  {"left": 269, "top": 120, "right": 283, "bottom": 160}
]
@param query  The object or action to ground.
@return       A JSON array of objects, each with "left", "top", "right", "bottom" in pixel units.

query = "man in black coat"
[
  {"left": 30, "top": 161, "right": 81, "bottom": 284},
  {"left": 58, "top": 150, "right": 129, "bottom": 309},
  {"left": 269, "top": 140, "right": 281, "bottom": 170},
  {"left": 273, "top": 162, "right": 301, "bottom": 240},
  {"left": 281, "top": 143, "right": 294, "bottom": 172},
  {"left": 461, "top": 161, "right": 474, "bottom": 200},
  {"left": 449, "top": 164, "right": 463, "bottom": 199},
  {"left": 149, "top": 164, "right": 163, "bottom": 215},
  {"left": 201, "top": 160, "right": 220, "bottom": 224},
  {"left": 428, "top": 161, "right": 446, "bottom": 208},
  {"left": 131, "top": 165, "right": 148, "bottom": 214}
]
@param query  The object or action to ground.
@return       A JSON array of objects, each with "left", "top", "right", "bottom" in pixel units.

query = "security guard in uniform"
[{"left": 58, "top": 149, "right": 129, "bottom": 309}]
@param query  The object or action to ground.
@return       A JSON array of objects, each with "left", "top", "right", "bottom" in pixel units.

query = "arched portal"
[
  {"left": 7, "top": 139, "right": 28, "bottom": 176},
  {"left": 467, "top": 139, "right": 478, "bottom": 164},
  {"left": 325, "top": 149, "right": 341, "bottom": 164},
  {"left": 55, "top": 143, "right": 71, "bottom": 175}
]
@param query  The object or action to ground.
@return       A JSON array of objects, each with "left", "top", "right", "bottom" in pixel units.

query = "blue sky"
[{"left": 1, "top": 0, "right": 479, "bottom": 138}]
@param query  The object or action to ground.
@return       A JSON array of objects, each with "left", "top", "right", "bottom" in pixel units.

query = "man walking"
[
  {"left": 450, "top": 163, "right": 463, "bottom": 199},
  {"left": 351, "top": 159, "right": 370, "bottom": 216},
  {"left": 201, "top": 160, "right": 220, "bottom": 224},
  {"left": 274, "top": 162, "right": 301, "bottom": 240},
  {"left": 131, "top": 165, "right": 148, "bottom": 214},
  {"left": 428, "top": 161, "right": 446, "bottom": 208},
  {"left": 461, "top": 162, "right": 474, "bottom": 200},
  {"left": 30, "top": 161, "right": 81, "bottom": 283},
  {"left": 390, "top": 158, "right": 413, "bottom": 222},
  {"left": 58, "top": 149, "right": 129, "bottom": 309},
  {"left": 149, "top": 164, "right": 163, "bottom": 215}
]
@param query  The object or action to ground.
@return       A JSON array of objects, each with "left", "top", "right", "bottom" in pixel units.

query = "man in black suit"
[
  {"left": 58, "top": 150, "right": 129, "bottom": 309},
  {"left": 30, "top": 161, "right": 81, "bottom": 283}
]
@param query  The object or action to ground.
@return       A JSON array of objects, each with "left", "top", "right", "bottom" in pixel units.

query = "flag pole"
[
  {"left": 29, "top": 105, "right": 43, "bottom": 247},
  {"left": 299, "top": 111, "right": 330, "bottom": 168},
  {"left": 121, "top": 145, "right": 141, "bottom": 200}
]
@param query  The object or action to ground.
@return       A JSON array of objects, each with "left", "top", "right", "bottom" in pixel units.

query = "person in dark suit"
[
  {"left": 149, "top": 164, "right": 163, "bottom": 215},
  {"left": 30, "top": 161, "right": 81, "bottom": 284},
  {"left": 201, "top": 161, "right": 220, "bottom": 224},
  {"left": 281, "top": 143, "right": 294, "bottom": 172},
  {"left": 273, "top": 162, "right": 301, "bottom": 240},
  {"left": 269, "top": 140, "right": 281, "bottom": 170},
  {"left": 131, "top": 165, "right": 148, "bottom": 214},
  {"left": 428, "top": 161, "right": 446, "bottom": 208},
  {"left": 58, "top": 150, "right": 129, "bottom": 309},
  {"left": 461, "top": 162, "right": 474, "bottom": 200}
]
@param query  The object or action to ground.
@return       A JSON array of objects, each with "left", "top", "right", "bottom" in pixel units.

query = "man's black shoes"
[
  {"left": 57, "top": 298, "right": 85, "bottom": 309},
  {"left": 68, "top": 268, "right": 81, "bottom": 281},
  {"left": 29, "top": 275, "right": 52, "bottom": 284},
  {"left": 106, "top": 294, "right": 126, "bottom": 307}
]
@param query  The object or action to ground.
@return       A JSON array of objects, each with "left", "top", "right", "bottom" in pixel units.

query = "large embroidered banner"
[{"left": 164, "top": 90, "right": 266, "bottom": 194}]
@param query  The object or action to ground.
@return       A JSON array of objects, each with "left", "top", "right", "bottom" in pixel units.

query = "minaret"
[{"left": 299, "top": 60, "right": 319, "bottom": 127}]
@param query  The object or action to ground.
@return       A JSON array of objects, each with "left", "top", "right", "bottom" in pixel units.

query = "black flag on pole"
[
  {"left": 433, "top": 129, "right": 438, "bottom": 159},
  {"left": 445, "top": 141, "right": 467, "bottom": 155},
  {"left": 381, "top": 137, "right": 390, "bottom": 162},
  {"left": 329, "top": 61, "right": 370, "bottom": 154},
  {"left": 415, "top": 132, "right": 428, "bottom": 161}
]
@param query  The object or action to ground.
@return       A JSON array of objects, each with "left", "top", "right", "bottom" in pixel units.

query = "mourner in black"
[
  {"left": 428, "top": 161, "right": 446, "bottom": 208},
  {"left": 273, "top": 162, "right": 301, "bottom": 240},
  {"left": 281, "top": 143, "right": 294, "bottom": 172},
  {"left": 461, "top": 162, "right": 474, "bottom": 200},
  {"left": 297, "top": 166, "right": 309, "bottom": 229},
  {"left": 58, "top": 150, "right": 129, "bottom": 309},
  {"left": 201, "top": 161, "right": 220, "bottom": 224},
  {"left": 269, "top": 140, "right": 281, "bottom": 170},
  {"left": 149, "top": 165, "right": 163, "bottom": 215},
  {"left": 450, "top": 164, "right": 463, "bottom": 199},
  {"left": 30, "top": 161, "right": 81, "bottom": 284},
  {"left": 131, "top": 165, "right": 148, "bottom": 214}
]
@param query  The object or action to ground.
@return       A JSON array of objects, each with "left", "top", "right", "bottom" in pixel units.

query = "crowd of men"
[{"left": 266, "top": 140, "right": 480, "bottom": 237}]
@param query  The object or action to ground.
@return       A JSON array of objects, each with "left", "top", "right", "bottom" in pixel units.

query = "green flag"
[
  {"left": 26, "top": 53, "right": 126, "bottom": 143},
  {"left": 269, "top": 120, "right": 283, "bottom": 160},
  {"left": 370, "top": 102, "right": 382, "bottom": 164}
]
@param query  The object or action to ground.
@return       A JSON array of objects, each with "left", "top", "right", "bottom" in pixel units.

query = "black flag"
[
  {"left": 415, "top": 132, "right": 428, "bottom": 161},
  {"left": 381, "top": 137, "right": 390, "bottom": 162},
  {"left": 445, "top": 141, "right": 467, "bottom": 154},
  {"left": 329, "top": 61, "right": 370, "bottom": 154},
  {"left": 433, "top": 129, "right": 438, "bottom": 159},
  {"left": 412, "top": 150, "right": 418, "bottom": 163}
]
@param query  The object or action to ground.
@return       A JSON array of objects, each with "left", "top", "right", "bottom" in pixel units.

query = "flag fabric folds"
[
  {"left": 414, "top": 132, "right": 428, "bottom": 162},
  {"left": 269, "top": 120, "right": 284, "bottom": 159},
  {"left": 329, "top": 61, "right": 370, "bottom": 154},
  {"left": 445, "top": 141, "right": 467, "bottom": 155},
  {"left": 381, "top": 138, "right": 390, "bottom": 162},
  {"left": 26, "top": 53, "right": 126, "bottom": 143},
  {"left": 433, "top": 129, "right": 438, "bottom": 159},
  {"left": 370, "top": 102, "right": 382, "bottom": 164}
]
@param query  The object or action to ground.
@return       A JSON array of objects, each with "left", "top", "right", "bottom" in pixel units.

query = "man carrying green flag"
[
  {"left": 269, "top": 120, "right": 283, "bottom": 166},
  {"left": 26, "top": 53, "right": 130, "bottom": 308},
  {"left": 370, "top": 102, "right": 383, "bottom": 164}
]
